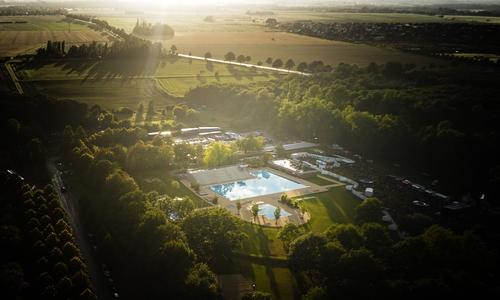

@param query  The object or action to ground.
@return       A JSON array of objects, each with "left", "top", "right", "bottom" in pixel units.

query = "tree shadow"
[
  {"left": 264, "top": 266, "right": 280, "bottom": 299},
  {"left": 206, "top": 61, "right": 214, "bottom": 72},
  {"left": 76, "top": 58, "right": 160, "bottom": 84},
  {"left": 226, "top": 64, "right": 235, "bottom": 74}
]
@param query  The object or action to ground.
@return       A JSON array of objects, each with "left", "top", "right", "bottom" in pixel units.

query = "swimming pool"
[
  {"left": 207, "top": 170, "right": 308, "bottom": 200},
  {"left": 257, "top": 203, "right": 292, "bottom": 220}
]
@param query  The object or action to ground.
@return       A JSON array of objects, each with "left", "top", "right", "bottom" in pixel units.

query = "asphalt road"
[{"left": 46, "top": 148, "right": 114, "bottom": 300}]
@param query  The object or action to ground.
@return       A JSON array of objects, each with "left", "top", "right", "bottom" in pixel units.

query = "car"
[
  {"left": 61, "top": 186, "right": 67, "bottom": 192},
  {"left": 104, "top": 270, "right": 111, "bottom": 277},
  {"left": 113, "top": 293, "right": 119, "bottom": 298},
  {"left": 413, "top": 200, "right": 429, "bottom": 207},
  {"left": 93, "top": 246, "right": 98, "bottom": 252},
  {"left": 108, "top": 278, "right": 114, "bottom": 284},
  {"left": 101, "top": 264, "right": 107, "bottom": 270}
]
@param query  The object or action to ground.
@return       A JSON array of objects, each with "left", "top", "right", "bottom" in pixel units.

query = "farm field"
[
  {"left": 77, "top": 9, "right": 448, "bottom": 67},
  {"left": 0, "top": 15, "right": 118, "bottom": 57},
  {"left": 270, "top": 11, "right": 456, "bottom": 23}
]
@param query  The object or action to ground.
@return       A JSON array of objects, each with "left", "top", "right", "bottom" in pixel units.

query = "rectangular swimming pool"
[{"left": 207, "top": 170, "right": 308, "bottom": 201}]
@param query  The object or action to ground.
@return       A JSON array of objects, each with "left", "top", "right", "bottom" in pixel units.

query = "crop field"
[
  {"left": 0, "top": 15, "right": 118, "bottom": 57},
  {"left": 272, "top": 11, "right": 455, "bottom": 24},
  {"left": 442, "top": 15, "right": 500, "bottom": 23},
  {"left": 78, "top": 9, "right": 447, "bottom": 67}
]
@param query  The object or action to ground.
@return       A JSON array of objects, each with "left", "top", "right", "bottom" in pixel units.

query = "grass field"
[
  {"left": 221, "top": 187, "right": 361, "bottom": 299},
  {"left": 12, "top": 58, "right": 285, "bottom": 110}
]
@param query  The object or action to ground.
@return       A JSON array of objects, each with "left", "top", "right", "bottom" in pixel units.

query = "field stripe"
[{"left": 4, "top": 61, "right": 24, "bottom": 94}]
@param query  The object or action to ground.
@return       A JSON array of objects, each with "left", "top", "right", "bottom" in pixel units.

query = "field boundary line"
[{"left": 5, "top": 61, "right": 23, "bottom": 94}]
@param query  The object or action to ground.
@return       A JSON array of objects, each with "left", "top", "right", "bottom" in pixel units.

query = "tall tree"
[
  {"left": 285, "top": 59, "right": 295, "bottom": 70},
  {"left": 224, "top": 52, "right": 236, "bottom": 62},
  {"left": 274, "top": 205, "right": 281, "bottom": 225},
  {"left": 354, "top": 197, "right": 382, "bottom": 224},
  {"left": 180, "top": 208, "right": 246, "bottom": 263},
  {"left": 203, "top": 141, "right": 232, "bottom": 167},
  {"left": 272, "top": 59, "right": 283, "bottom": 69},
  {"left": 277, "top": 221, "right": 303, "bottom": 249}
]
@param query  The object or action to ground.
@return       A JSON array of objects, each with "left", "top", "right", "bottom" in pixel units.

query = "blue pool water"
[
  {"left": 207, "top": 170, "right": 308, "bottom": 200},
  {"left": 257, "top": 203, "right": 292, "bottom": 219}
]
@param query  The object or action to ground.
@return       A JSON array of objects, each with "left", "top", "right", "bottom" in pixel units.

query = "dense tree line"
[
  {"left": 184, "top": 62, "right": 500, "bottom": 199},
  {"left": 32, "top": 14, "right": 166, "bottom": 60},
  {"left": 133, "top": 18, "right": 174, "bottom": 36},
  {"left": 0, "top": 174, "right": 96, "bottom": 299},
  {"left": 288, "top": 218, "right": 498, "bottom": 299},
  {"left": 56, "top": 121, "right": 252, "bottom": 298}
]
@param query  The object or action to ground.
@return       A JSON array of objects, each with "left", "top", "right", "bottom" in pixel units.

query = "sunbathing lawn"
[{"left": 224, "top": 187, "right": 362, "bottom": 299}]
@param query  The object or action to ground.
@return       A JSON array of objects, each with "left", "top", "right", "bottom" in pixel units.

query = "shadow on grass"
[
  {"left": 266, "top": 266, "right": 281, "bottom": 299},
  {"left": 206, "top": 61, "right": 214, "bottom": 72}
]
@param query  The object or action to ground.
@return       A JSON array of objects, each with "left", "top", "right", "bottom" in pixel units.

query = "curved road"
[{"left": 46, "top": 148, "right": 113, "bottom": 300}]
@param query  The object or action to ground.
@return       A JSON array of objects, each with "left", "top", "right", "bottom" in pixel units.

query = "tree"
[
  {"left": 325, "top": 223, "right": 364, "bottom": 251},
  {"left": 147, "top": 99, "right": 155, "bottom": 114},
  {"left": 236, "top": 199, "right": 242, "bottom": 215},
  {"left": 170, "top": 45, "right": 177, "bottom": 53},
  {"left": 397, "top": 213, "right": 435, "bottom": 236},
  {"left": 287, "top": 232, "right": 328, "bottom": 284},
  {"left": 355, "top": 197, "right": 382, "bottom": 223},
  {"left": 183, "top": 263, "right": 220, "bottom": 300},
  {"left": 302, "top": 286, "right": 328, "bottom": 300},
  {"left": 245, "top": 55, "right": 251, "bottom": 63},
  {"left": 204, "top": 52, "right": 211, "bottom": 59},
  {"left": 224, "top": 52, "right": 235, "bottom": 62},
  {"left": 297, "top": 61, "right": 308, "bottom": 72},
  {"left": 242, "top": 291, "right": 272, "bottom": 300},
  {"left": 251, "top": 202, "right": 260, "bottom": 221},
  {"left": 237, "top": 54, "right": 246, "bottom": 63},
  {"left": 274, "top": 205, "right": 281, "bottom": 225},
  {"left": 203, "top": 141, "right": 232, "bottom": 167},
  {"left": 266, "top": 57, "right": 272, "bottom": 66},
  {"left": 0, "top": 263, "right": 28, "bottom": 299},
  {"left": 275, "top": 142, "right": 287, "bottom": 158},
  {"left": 285, "top": 59, "right": 295, "bottom": 70},
  {"left": 180, "top": 208, "right": 246, "bottom": 263},
  {"left": 263, "top": 152, "right": 273, "bottom": 165},
  {"left": 272, "top": 59, "right": 283, "bottom": 69},
  {"left": 277, "top": 222, "right": 303, "bottom": 249}
]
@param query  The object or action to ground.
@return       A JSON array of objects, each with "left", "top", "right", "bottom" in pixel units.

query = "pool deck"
[{"left": 180, "top": 166, "right": 345, "bottom": 227}]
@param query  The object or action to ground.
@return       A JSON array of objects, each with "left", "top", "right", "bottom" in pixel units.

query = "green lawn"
[
  {"left": 130, "top": 168, "right": 210, "bottom": 208},
  {"left": 303, "top": 176, "right": 336, "bottom": 186},
  {"left": 224, "top": 187, "right": 361, "bottom": 299},
  {"left": 12, "top": 58, "right": 282, "bottom": 106}
]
